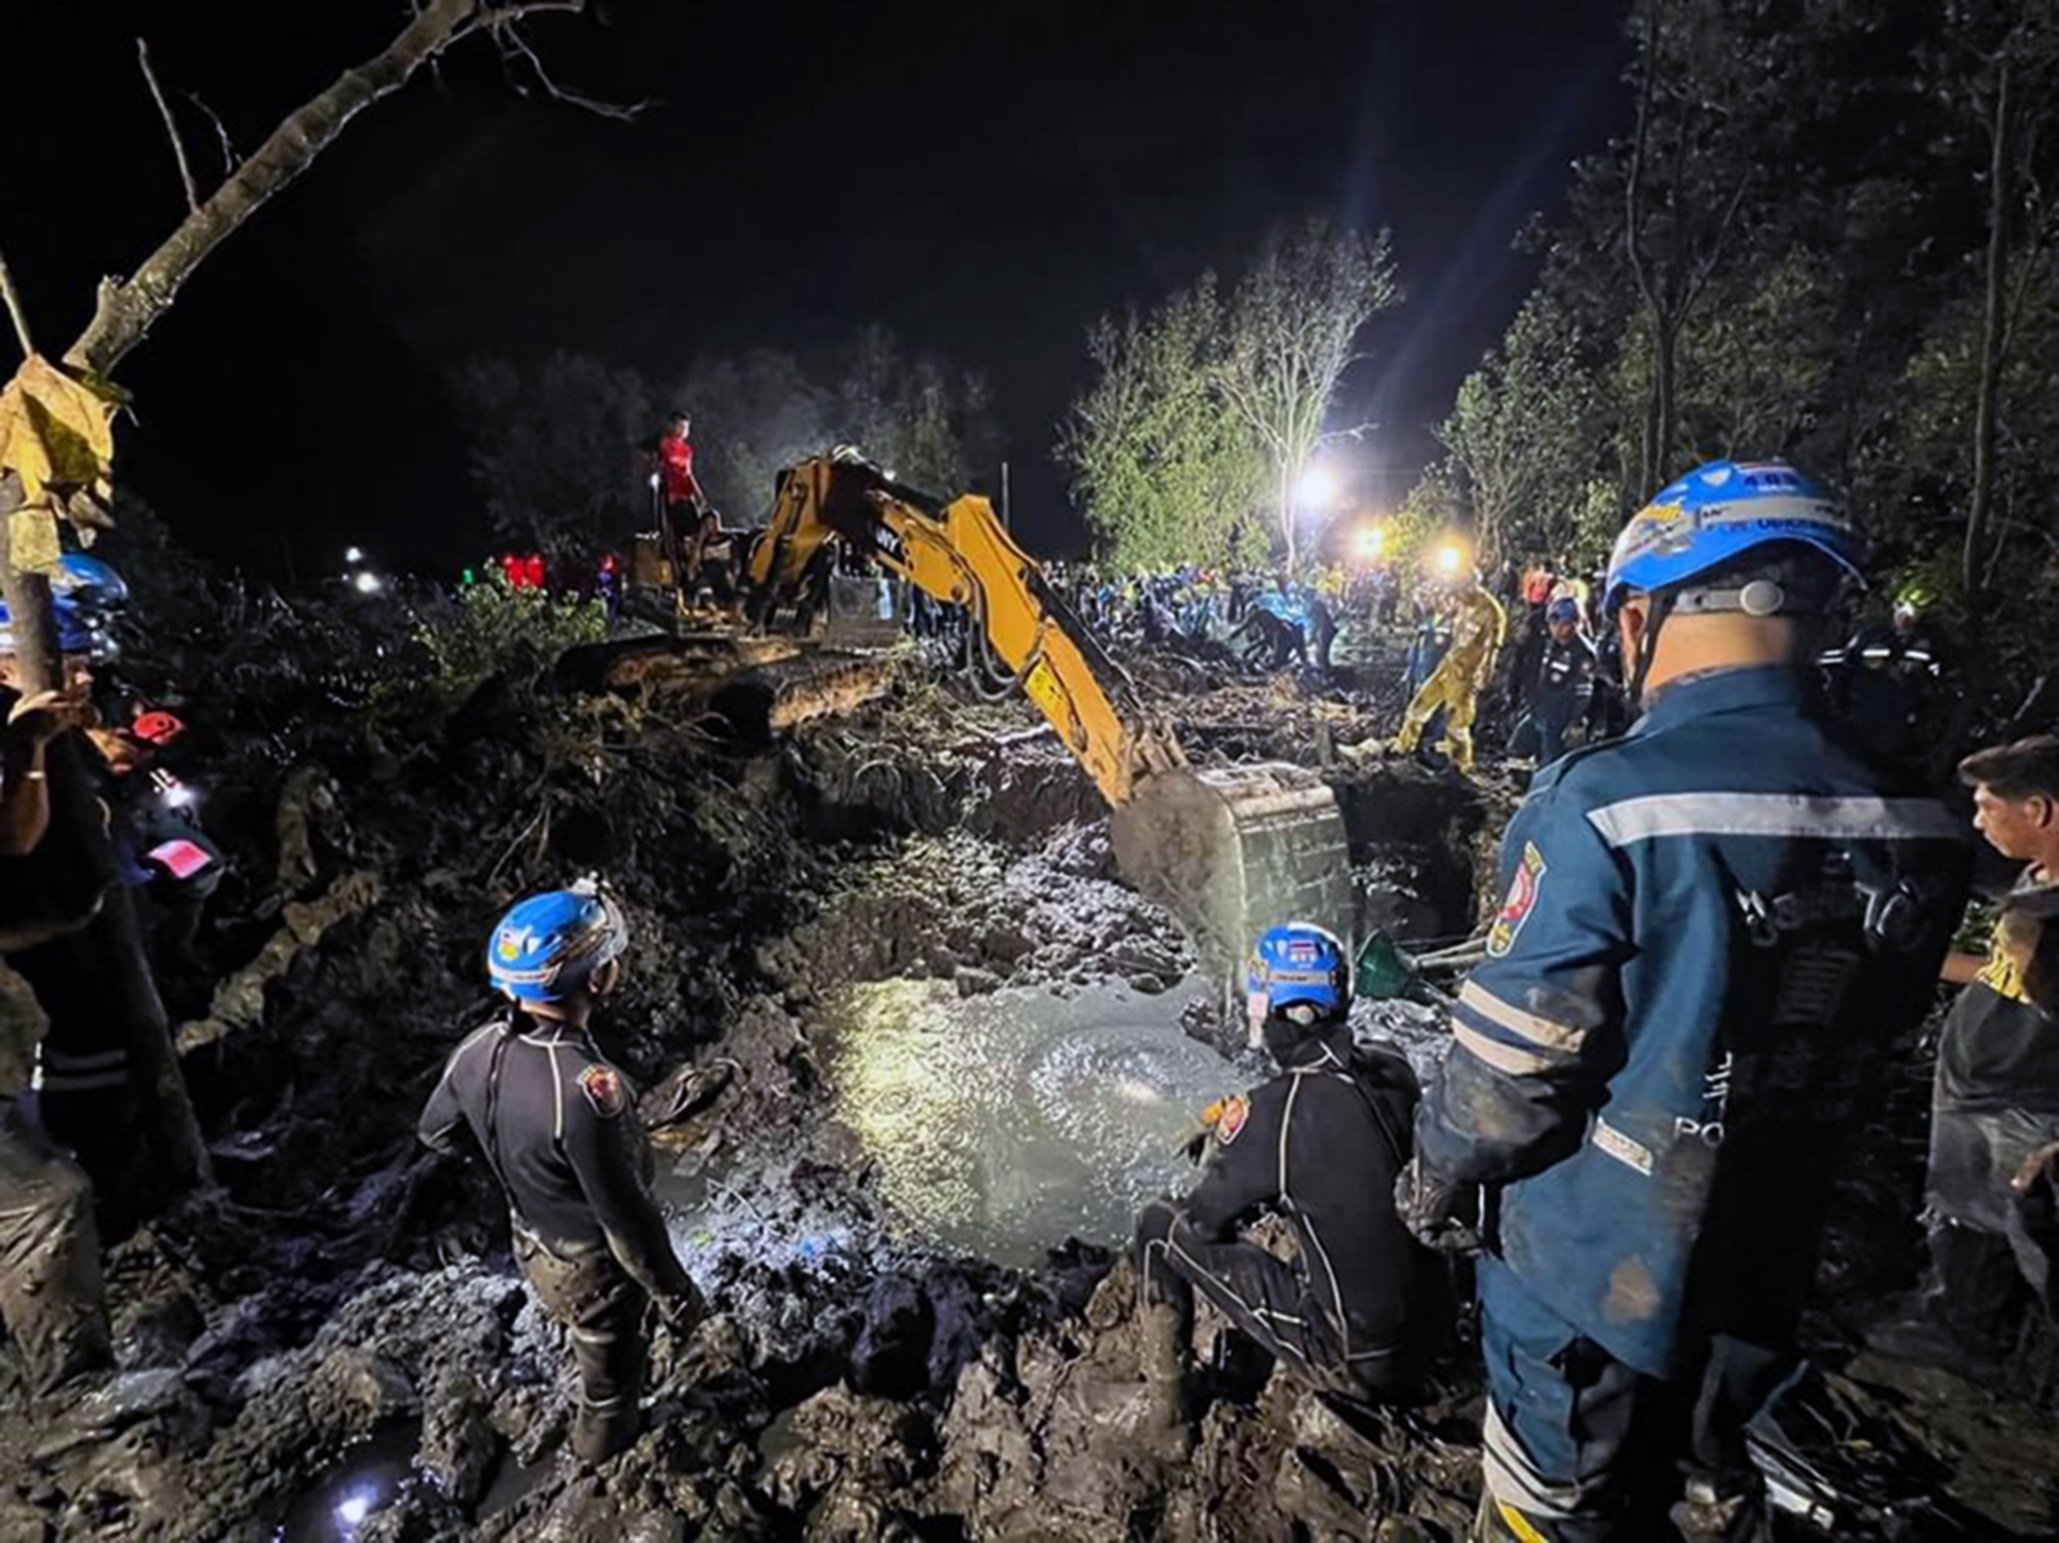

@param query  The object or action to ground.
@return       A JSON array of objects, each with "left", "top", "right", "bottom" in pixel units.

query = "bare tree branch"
[
  {"left": 496, "top": 22, "right": 648, "bottom": 120},
  {"left": 67, "top": 0, "right": 601, "bottom": 376},
  {"left": 0, "top": 247, "right": 34, "bottom": 358},
  {"left": 183, "top": 89, "right": 239, "bottom": 181},
  {"left": 138, "top": 38, "right": 201, "bottom": 213}
]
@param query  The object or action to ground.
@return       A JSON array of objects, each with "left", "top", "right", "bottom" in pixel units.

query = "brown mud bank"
[{"left": 1, "top": 618, "right": 2052, "bottom": 1540}]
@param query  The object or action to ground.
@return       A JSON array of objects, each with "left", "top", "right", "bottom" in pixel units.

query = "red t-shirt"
[{"left": 657, "top": 433, "right": 701, "bottom": 506}]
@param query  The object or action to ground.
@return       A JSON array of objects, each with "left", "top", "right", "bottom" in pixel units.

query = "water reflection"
[{"left": 825, "top": 976, "right": 1240, "bottom": 1266}]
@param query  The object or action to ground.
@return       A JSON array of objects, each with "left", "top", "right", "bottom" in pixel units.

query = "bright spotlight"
[
  {"left": 344, "top": 546, "right": 366, "bottom": 565},
  {"left": 1351, "top": 523, "right": 1386, "bottom": 563},
  {"left": 335, "top": 1491, "right": 373, "bottom": 1528},
  {"left": 1435, "top": 543, "right": 1465, "bottom": 577},
  {"left": 1294, "top": 464, "right": 1337, "bottom": 512},
  {"left": 353, "top": 570, "right": 383, "bottom": 595}
]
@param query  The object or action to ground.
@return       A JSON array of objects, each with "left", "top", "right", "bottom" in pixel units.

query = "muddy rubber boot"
[
  {"left": 570, "top": 1395, "right": 642, "bottom": 1465},
  {"left": 1137, "top": 1298, "right": 1192, "bottom": 1433}
]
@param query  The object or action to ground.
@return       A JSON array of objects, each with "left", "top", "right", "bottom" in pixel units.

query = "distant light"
[
  {"left": 335, "top": 1490, "right": 373, "bottom": 1527},
  {"left": 162, "top": 780, "right": 198, "bottom": 810},
  {"left": 1295, "top": 464, "right": 1337, "bottom": 513},
  {"left": 344, "top": 546, "right": 366, "bottom": 565},
  {"left": 1435, "top": 544, "right": 1465, "bottom": 577},
  {"left": 353, "top": 571, "right": 383, "bottom": 595},
  {"left": 460, "top": 567, "right": 477, "bottom": 586},
  {"left": 1351, "top": 523, "right": 1386, "bottom": 563}
]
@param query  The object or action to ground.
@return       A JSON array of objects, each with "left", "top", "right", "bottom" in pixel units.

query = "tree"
[
  {"left": 1927, "top": 3, "right": 2059, "bottom": 603},
  {"left": 671, "top": 349, "right": 828, "bottom": 519},
  {"left": 454, "top": 351, "right": 653, "bottom": 561},
  {"left": 1216, "top": 217, "right": 1400, "bottom": 575},
  {"left": 0, "top": 0, "right": 624, "bottom": 1212},
  {"left": 1058, "top": 279, "right": 1268, "bottom": 572},
  {"left": 1437, "top": 290, "right": 1604, "bottom": 564},
  {"left": 831, "top": 325, "right": 1000, "bottom": 495},
  {"left": 1673, "top": 250, "right": 1841, "bottom": 465}
]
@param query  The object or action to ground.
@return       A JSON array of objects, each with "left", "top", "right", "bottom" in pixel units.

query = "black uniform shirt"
[
  {"left": 1938, "top": 879, "right": 2059, "bottom": 1115},
  {"left": 1528, "top": 634, "right": 1597, "bottom": 714},
  {"left": 1186, "top": 1035, "right": 1422, "bottom": 1354},
  {"left": 418, "top": 1017, "right": 692, "bottom": 1300}
]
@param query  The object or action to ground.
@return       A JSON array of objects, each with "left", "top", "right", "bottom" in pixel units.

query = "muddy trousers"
[
  {"left": 514, "top": 1228, "right": 648, "bottom": 1463},
  {"left": 1921, "top": 1103, "right": 2059, "bottom": 1338},
  {"left": 0, "top": 1099, "right": 110, "bottom": 1395},
  {"left": 1132, "top": 1202, "right": 1408, "bottom": 1401},
  {"left": 1392, "top": 661, "right": 1485, "bottom": 771},
  {"left": 1474, "top": 1260, "right": 1778, "bottom": 1543}
]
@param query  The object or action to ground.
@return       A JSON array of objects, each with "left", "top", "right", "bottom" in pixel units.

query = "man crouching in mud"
[
  {"left": 1133, "top": 922, "right": 1433, "bottom": 1416},
  {"left": 420, "top": 879, "right": 705, "bottom": 1462}
]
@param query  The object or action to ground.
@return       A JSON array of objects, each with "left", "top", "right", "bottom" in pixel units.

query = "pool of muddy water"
[{"left": 807, "top": 974, "right": 1243, "bottom": 1267}]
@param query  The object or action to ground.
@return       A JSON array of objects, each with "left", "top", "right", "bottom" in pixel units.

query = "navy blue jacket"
[{"left": 1417, "top": 666, "right": 1969, "bottom": 1376}]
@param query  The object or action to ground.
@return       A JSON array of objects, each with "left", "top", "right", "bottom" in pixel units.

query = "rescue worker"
[
  {"left": 1510, "top": 597, "right": 1596, "bottom": 768},
  {"left": 1308, "top": 591, "right": 1340, "bottom": 675},
  {"left": 1133, "top": 923, "right": 1430, "bottom": 1409},
  {"left": 419, "top": 881, "right": 706, "bottom": 1462},
  {"left": 0, "top": 671, "right": 110, "bottom": 1397},
  {"left": 650, "top": 410, "right": 706, "bottom": 609},
  {"left": 1226, "top": 603, "right": 1303, "bottom": 672},
  {"left": 1389, "top": 567, "right": 1506, "bottom": 774},
  {"left": 0, "top": 562, "right": 161, "bottom": 1235},
  {"left": 1398, "top": 460, "right": 1970, "bottom": 1541},
  {"left": 1822, "top": 589, "right": 1948, "bottom": 765},
  {"left": 1871, "top": 735, "right": 2059, "bottom": 1366}
]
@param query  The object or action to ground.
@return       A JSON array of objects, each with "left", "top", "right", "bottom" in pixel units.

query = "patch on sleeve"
[
  {"left": 579, "top": 1063, "right": 625, "bottom": 1119},
  {"left": 1486, "top": 841, "right": 1548, "bottom": 958},
  {"left": 1213, "top": 1095, "right": 1249, "bottom": 1146}
]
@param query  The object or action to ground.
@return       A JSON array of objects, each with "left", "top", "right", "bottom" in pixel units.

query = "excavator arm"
[
  {"left": 741, "top": 451, "right": 1349, "bottom": 984},
  {"left": 744, "top": 452, "right": 1179, "bottom": 804}
]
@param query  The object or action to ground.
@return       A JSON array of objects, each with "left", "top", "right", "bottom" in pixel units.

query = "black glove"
[{"left": 1394, "top": 1158, "right": 1483, "bottom": 1254}]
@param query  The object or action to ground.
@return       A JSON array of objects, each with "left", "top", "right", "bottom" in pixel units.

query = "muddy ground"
[{"left": 2, "top": 587, "right": 2056, "bottom": 1541}]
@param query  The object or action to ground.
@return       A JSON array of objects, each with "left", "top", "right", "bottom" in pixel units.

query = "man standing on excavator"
[
  {"left": 1133, "top": 923, "right": 1431, "bottom": 1414},
  {"left": 420, "top": 880, "right": 706, "bottom": 1462},
  {"left": 650, "top": 410, "right": 706, "bottom": 606},
  {"left": 1397, "top": 461, "right": 1970, "bottom": 1541}
]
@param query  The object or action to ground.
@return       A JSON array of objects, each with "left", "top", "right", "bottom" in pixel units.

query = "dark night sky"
[{"left": 6, "top": 1, "right": 1628, "bottom": 576}]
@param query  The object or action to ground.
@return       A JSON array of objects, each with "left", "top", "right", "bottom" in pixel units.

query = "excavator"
[{"left": 738, "top": 449, "right": 1352, "bottom": 983}]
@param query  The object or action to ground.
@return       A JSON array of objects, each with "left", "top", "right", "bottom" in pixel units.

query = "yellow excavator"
[{"left": 740, "top": 450, "right": 1351, "bottom": 981}]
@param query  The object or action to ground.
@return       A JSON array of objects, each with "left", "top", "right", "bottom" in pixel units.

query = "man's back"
[
  {"left": 1188, "top": 1043, "right": 1421, "bottom": 1353},
  {"left": 1432, "top": 666, "right": 1968, "bottom": 1374}
]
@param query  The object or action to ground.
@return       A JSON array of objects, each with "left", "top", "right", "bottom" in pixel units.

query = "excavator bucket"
[{"left": 1108, "top": 762, "right": 1353, "bottom": 986}]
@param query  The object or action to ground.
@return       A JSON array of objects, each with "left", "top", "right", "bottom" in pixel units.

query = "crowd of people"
[
  {"left": 1128, "top": 459, "right": 2058, "bottom": 1541},
  {"left": 0, "top": 553, "right": 224, "bottom": 1396},
  {"left": 5, "top": 446, "right": 2057, "bottom": 1543}
]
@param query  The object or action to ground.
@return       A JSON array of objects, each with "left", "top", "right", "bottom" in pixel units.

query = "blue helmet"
[
  {"left": 1247, "top": 922, "right": 1350, "bottom": 1024},
  {"left": 0, "top": 594, "right": 114, "bottom": 661},
  {"left": 1546, "top": 596, "right": 1582, "bottom": 624},
  {"left": 50, "top": 553, "right": 129, "bottom": 613},
  {"left": 486, "top": 880, "right": 629, "bottom": 1004},
  {"left": 1604, "top": 460, "right": 1863, "bottom": 615}
]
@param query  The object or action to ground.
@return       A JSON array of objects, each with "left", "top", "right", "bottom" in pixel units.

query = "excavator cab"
[{"left": 741, "top": 451, "right": 1354, "bottom": 984}]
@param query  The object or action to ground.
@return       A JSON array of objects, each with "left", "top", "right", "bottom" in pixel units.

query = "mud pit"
[{"left": 8, "top": 604, "right": 2059, "bottom": 1541}]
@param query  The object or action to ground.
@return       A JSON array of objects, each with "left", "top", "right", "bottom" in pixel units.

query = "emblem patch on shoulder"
[
  {"left": 579, "top": 1063, "right": 625, "bottom": 1118},
  {"left": 1215, "top": 1095, "right": 1249, "bottom": 1146},
  {"left": 1486, "top": 841, "right": 1548, "bottom": 958}
]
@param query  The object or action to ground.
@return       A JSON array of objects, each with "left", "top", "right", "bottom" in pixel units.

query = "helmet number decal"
[{"left": 1487, "top": 842, "right": 1548, "bottom": 959}]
